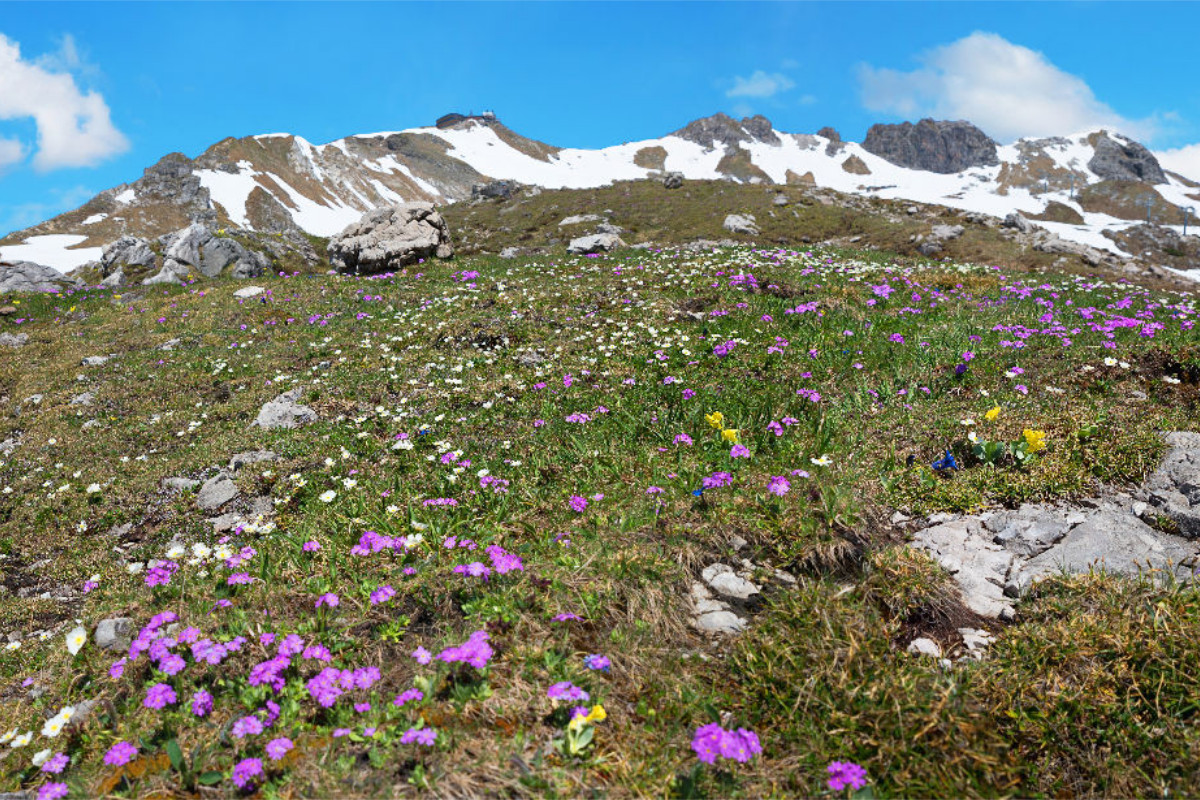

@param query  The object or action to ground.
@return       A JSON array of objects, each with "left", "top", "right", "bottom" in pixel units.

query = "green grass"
[{"left": 0, "top": 241, "right": 1197, "bottom": 797}]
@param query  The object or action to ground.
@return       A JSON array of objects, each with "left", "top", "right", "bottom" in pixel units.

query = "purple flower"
[
  {"left": 265, "top": 737, "right": 294, "bottom": 761},
  {"left": 399, "top": 727, "right": 437, "bottom": 746},
  {"left": 369, "top": 585, "right": 396, "bottom": 605},
  {"left": 436, "top": 630, "right": 493, "bottom": 668},
  {"left": 157, "top": 653, "right": 187, "bottom": 676},
  {"left": 278, "top": 634, "right": 305, "bottom": 656},
  {"left": 315, "top": 592, "right": 339, "bottom": 608},
  {"left": 552, "top": 612, "right": 581, "bottom": 622},
  {"left": 37, "top": 784, "right": 68, "bottom": 800},
  {"left": 394, "top": 688, "right": 424, "bottom": 708},
  {"left": 673, "top": 433, "right": 693, "bottom": 446},
  {"left": 691, "top": 723, "right": 761, "bottom": 765},
  {"left": 730, "top": 444, "right": 750, "bottom": 459},
  {"left": 702, "top": 471, "right": 734, "bottom": 490},
  {"left": 231, "top": 715, "right": 265, "bottom": 739},
  {"left": 191, "top": 689, "right": 214, "bottom": 717},
  {"left": 412, "top": 646, "right": 432, "bottom": 665},
  {"left": 302, "top": 540, "right": 321, "bottom": 552},
  {"left": 547, "top": 681, "right": 590, "bottom": 702},
  {"left": 41, "top": 752, "right": 69, "bottom": 774},
  {"left": 568, "top": 495, "right": 588, "bottom": 513},
  {"left": 486, "top": 544, "right": 524, "bottom": 574},
  {"left": 104, "top": 741, "right": 138, "bottom": 766},
  {"left": 109, "top": 658, "right": 127, "bottom": 679},
  {"left": 231, "top": 757, "right": 264, "bottom": 790},
  {"left": 691, "top": 723, "right": 724, "bottom": 765},
  {"left": 143, "top": 682, "right": 177, "bottom": 710},
  {"left": 827, "top": 761, "right": 868, "bottom": 791},
  {"left": 583, "top": 654, "right": 611, "bottom": 672}
]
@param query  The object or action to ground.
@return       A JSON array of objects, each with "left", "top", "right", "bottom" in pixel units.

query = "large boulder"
[
  {"left": 723, "top": 214, "right": 760, "bottom": 235},
  {"left": 0, "top": 261, "right": 80, "bottom": 293},
  {"left": 101, "top": 236, "right": 156, "bottom": 275},
  {"left": 862, "top": 119, "right": 999, "bottom": 174},
  {"left": 327, "top": 203, "right": 453, "bottom": 275},
  {"left": 154, "top": 224, "right": 269, "bottom": 281},
  {"left": 567, "top": 233, "right": 625, "bottom": 255},
  {"left": 1088, "top": 132, "right": 1166, "bottom": 185},
  {"left": 471, "top": 180, "right": 518, "bottom": 201}
]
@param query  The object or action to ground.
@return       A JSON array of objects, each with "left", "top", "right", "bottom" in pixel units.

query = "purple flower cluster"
[
  {"left": 767, "top": 476, "right": 791, "bottom": 496},
  {"left": 143, "top": 682, "right": 177, "bottom": 709},
  {"left": 393, "top": 688, "right": 424, "bottom": 708},
  {"left": 104, "top": 741, "right": 139, "bottom": 766},
  {"left": 486, "top": 544, "right": 524, "bottom": 574},
  {"left": 583, "top": 654, "right": 611, "bottom": 672},
  {"left": 701, "top": 471, "right": 734, "bottom": 490},
  {"left": 436, "top": 630, "right": 493, "bottom": 669},
  {"left": 144, "top": 560, "right": 179, "bottom": 588},
  {"left": 827, "top": 761, "right": 868, "bottom": 791},
  {"left": 231, "top": 757, "right": 263, "bottom": 789},
  {"left": 547, "top": 681, "right": 590, "bottom": 702},
  {"left": 399, "top": 726, "right": 437, "bottom": 746},
  {"left": 369, "top": 584, "right": 396, "bottom": 605},
  {"left": 691, "top": 723, "right": 762, "bottom": 764},
  {"left": 306, "top": 665, "right": 382, "bottom": 707}
]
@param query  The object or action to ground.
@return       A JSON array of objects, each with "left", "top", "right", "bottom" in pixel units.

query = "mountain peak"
[{"left": 672, "top": 112, "right": 779, "bottom": 148}]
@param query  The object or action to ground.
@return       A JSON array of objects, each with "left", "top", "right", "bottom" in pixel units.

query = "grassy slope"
[{"left": 0, "top": 226, "right": 1198, "bottom": 796}]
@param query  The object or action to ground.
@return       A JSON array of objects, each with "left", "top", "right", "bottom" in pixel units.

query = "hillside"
[
  {"left": 5, "top": 113, "right": 1200, "bottom": 281},
  {"left": 1, "top": 241, "right": 1200, "bottom": 797}
]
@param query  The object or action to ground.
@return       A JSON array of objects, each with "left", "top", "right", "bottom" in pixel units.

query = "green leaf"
[
  {"left": 197, "top": 771, "right": 223, "bottom": 785},
  {"left": 166, "top": 739, "right": 184, "bottom": 772}
]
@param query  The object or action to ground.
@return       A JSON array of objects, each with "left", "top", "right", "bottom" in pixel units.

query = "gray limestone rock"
[
  {"left": 1145, "top": 431, "right": 1200, "bottom": 538},
  {"left": 907, "top": 637, "right": 942, "bottom": 658},
  {"left": 197, "top": 474, "right": 238, "bottom": 511},
  {"left": 1003, "top": 212, "right": 1032, "bottom": 233},
  {"left": 81, "top": 355, "right": 109, "bottom": 367},
  {"left": 862, "top": 119, "right": 999, "bottom": 174},
  {"left": 328, "top": 203, "right": 453, "bottom": 275},
  {"left": 558, "top": 214, "right": 602, "bottom": 227},
  {"left": 94, "top": 617, "right": 134, "bottom": 651},
  {"left": 662, "top": 172, "right": 684, "bottom": 189},
  {"left": 101, "top": 236, "right": 156, "bottom": 273},
  {"left": 0, "top": 333, "right": 28, "bottom": 347},
  {"left": 700, "top": 563, "right": 761, "bottom": 603},
  {"left": 567, "top": 233, "right": 625, "bottom": 255},
  {"left": 1088, "top": 132, "right": 1166, "bottom": 185},
  {"left": 229, "top": 450, "right": 277, "bottom": 472},
  {"left": 161, "top": 477, "right": 199, "bottom": 492},
  {"left": 910, "top": 517, "right": 1015, "bottom": 618},
  {"left": 499, "top": 247, "right": 521, "bottom": 259},
  {"left": 0, "top": 261, "right": 81, "bottom": 294},
  {"left": 723, "top": 214, "right": 759, "bottom": 235},
  {"left": 253, "top": 388, "right": 317, "bottom": 430}
]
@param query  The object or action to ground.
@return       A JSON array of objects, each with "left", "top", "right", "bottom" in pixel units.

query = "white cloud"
[
  {"left": 0, "top": 33, "right": 128, "bottom": 171},
  {"left": 858, "top": 32, "right": 1155, "bottom": 143},
  {"left": 726, "top": 70, "right": 796, "bottom": 99},
  {"left": 0, "top": 137, "right": 25, "bottom": 169},
  {"left": 1155, "top": 144, "right": 1200, "bottom": 183}
]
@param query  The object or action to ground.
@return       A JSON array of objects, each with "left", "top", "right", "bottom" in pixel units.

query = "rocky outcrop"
[
  {"left": 910, "top": 433, "right": 1200, "bottom": 619},
  {"left": 327, "top": 203, "right": 453, "bottom": 275},
  {"left": 841, "top": 155, "right": 870, "bottom": 175},
  {"left": 567, "top": 233, "right": 625, "bottom": 255},
  {"left": 1087, "top": 132, "right": 1166, "bottom": 185},
  {"left": 0, "top": 333, "right": 28, "bottom": 347},
  {"left": 1103, "top": 224, "right": 1200, "bottom": 273},
  {"left": 862, "top": 119, "right": 999, "bottom": 174},
  {"left": 253, "top": 388, "right": 317, "bottom": 430},
  {"left": 672, "top": 113, "right": 779, "bottom": 149},
  {"left": 662, "top": 172, "right": 684, "bottom": 190},
  {"left": 471, "top": 180, "right": 518, "bottom": 201},
  {"left": 0, "top": 261, "right": 81, "bottom": 293},
  {"left": 157, "top": 224, "right": 269, "bottom": 281},
  {"left": 101, "top": 236, "right": 157, "bottom": 276},
  {"left": 818, "top": 126, "right": 846, "bottom": 156},
  {"left": 723, "top": 214, "right": 760, "bottom": 235}
]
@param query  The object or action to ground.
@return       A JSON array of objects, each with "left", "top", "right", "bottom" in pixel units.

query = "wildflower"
[
  {"left": 265, "top": 737, "right": 294, "bottom": 761},
  {"left": 673, "top": 433, "right": 693, "bottom": 446},
  {"left": 985, "top": 406, "right": 1001, "bottom": 422},
  {"left": 547, "top": 681, "right": 590, "bottom": 702},
  {"left": 730, "top": 444, "right": 750, "bottom": 459},
  {"left": 691, "top": 723, "right": 762, "bottom": 764},
  {"left": 584, "top": 654, "right": 611, "bottom": 671},
  {"left": 394, "top": 688, "right": 424, "bottom": 708},
  {"left": 705, "top": 411, "right": 724, "bottom": 429},
  {"left": 569, "top": 703, "right": 608, "bottom": 731},
  {"left": 569, "top": 495, "right": 588, "bottom": 513},
  {"left": 38, "top": 784, "right": 68, "bottom": 800},
  {"left": 968, "top": 431, "right": 979, "bottom": 444},
  {"left": 65, "top": 626, "right": 86, "bottom": 656},
  {"left": 232, "top": 715, "right": 264, "bottom": 739},
  {"left": 9, "top": 731, "right": 32, "bottom": 748},
  {"left": 104, "top": 741, "right": 138, "bottom": 766},
  {"left": 1022, "top": 429, "right": 1047, "bottom": 453},
  {"left": 399, "top": 727, "right": 437, "bottom": 746},
  {"left": 767, "top": 476, "right": 790, "bottom": 496},
  {"left": 41, "top": 752, "right": 69, "bottom": 774},
  {"left": 721, "top": 428, "right": 739, "bottom": 443},
  {"left": 932, "top": 450, "right": 958, "bottom": 471},
  {"left": 412, "top": 646, "right": 433, "bottom": 665},
  {"left": 437, "top": 630, "right": 493, "bottom": 668},
  {"left": 143, "top": 683, "right": 177, "bottom": 710},
  {"left": 811, "top": 454, "right": 832, "bottom": 467},
  {"left": 319, "top": 490, "right": 337, "bottom": 503},
  {"left": 369, "top": 585, "right": 396, "bottom": 605},
  {"left": 827, "top": 761, "right": 868, "bottom": 791},
  {"left": 315, "top": 592, "right": 339, "bottom": 608},
  {"left": 552, "top": 613, "right": 582, "bottom": 622},
  {"left": 231, "top": 757, "right": 264, "bottom": 790},
  {"left": 191, "top": 689, "right": 214, "bottom": 717},
  {"left": 302, "top": 540, "right": 321, "bottom": 552}
]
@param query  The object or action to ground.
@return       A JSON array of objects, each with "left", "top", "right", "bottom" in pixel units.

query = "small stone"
[
  {"left": 890, "top": 510, "right": 911, "bottom": 525},
  {"left": 94, "top": 617, "right": 134, "bottom": 651},
  {"left": 730, "top": 535, "right": 749, "bottom": 551},
  {"left": 161, "top": 477, "right": 199, "bottom": 493},
  {"left": 701, "top": 563, "right": 761, "bottom": 602},
  {"left": 906, "top": 637, "right": 942, "bottom": 658},
  {"left": 1132, "top": 501, "right": 1148, "bottom": 517},
  {"left": 197, "top": 475, "right": 238, "bottom": 511},
  {"left": 0, "top": 332, "right": 28, "bottom": 347},
  {"left": 253, "top": 388, "right": 317, "bottom": 430},
  {"left": 229, "top": 450, "right": 277, "bottom": 472},
  {"left": 81, "top": 355, "right": 109, "bottom": 366},
  {"left": 694, "top": 610, "right": 747, "bottom": 634},
  {"left": 233, "top": 286, "right": 265, "bottom": 299}
]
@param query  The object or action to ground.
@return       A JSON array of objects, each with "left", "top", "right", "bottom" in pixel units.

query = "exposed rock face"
[
  {"left": 1002, "top": 213, "right": 1032, "bottom": 233},
  {"left": 327, "top": 203, "right": 453, "bottom": 274},
  {"left": 841, "top": 154, "right": 871, "bottom": 175},
  {"left": 1088, "top": 132, "right": 1166, "bottom": 185},
  {"left": 156, "top": 224, "right": 269, "bottom": 280},
  {"left": 471, "top": 180, "right": 518, "bottom": 201},
  {"left": 244, "top": 186, "right": 300, "bottom": 234},
  {"left": 1145, "top": 431, "right": 1200, "bottom": 537},
  {"left": 672, "top": 113, "right": 779, "bottom": 149},
  {"left": 101, "top": 236, "right": 157, "bottom": 276},
  {"left": 862, "top": 119, "right": 999, "bottom": 174},
  {"left": 132, "top": 152, "right": 214, "bottom": 224},
  {"left": 567, "top": 233, "right": 625, "bottom": 255},
  {"left": 723, "top": 214, "right": 759, "bottom": 235},
  {"left": 0, "top": 261, "right": 80, "bottom": 293}
]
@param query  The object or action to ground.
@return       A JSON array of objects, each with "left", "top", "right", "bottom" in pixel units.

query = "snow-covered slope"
[{"left": 4, "top": 113, "right": 1200, "bottom": 273}]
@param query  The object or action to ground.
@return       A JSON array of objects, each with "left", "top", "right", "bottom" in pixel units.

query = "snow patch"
[
  {"left": 0, "top": 234, "right": 103, "bottom": 273},
  {"left": 81, "top": 213, "right": 108, "bottom": 226},
  {"left": 113, "top": 188, "right": 136, "bottom": 204}
]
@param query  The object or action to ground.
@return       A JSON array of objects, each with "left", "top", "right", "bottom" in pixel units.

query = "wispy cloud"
[
  {"left": 0, "top": 33, "right": 128, "bottom": 171},
  {"left": 726, "top": 70, "right": 796, "bottom": 99},
  {"left": 858, "top": 32, "right": 1157, "bottom": 143}
]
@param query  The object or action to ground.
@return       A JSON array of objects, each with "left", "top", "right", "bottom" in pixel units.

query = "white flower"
[
  {"left": 4, "top": 641, "right": 20, "bottom": 651},
  {"left": 86, "top": 483, "right": 101, "bottom": 494},
  {"left": 392, "top": 439, "right": 414, "bottom": 451},
  {"left": 341, "top": 478, "right": 357, "bottom": 489},
  {"left": 403, "top": 533, "right": 424, "bottom": 549},
  {"left": 1104, "top": 357, "right": 1118, "bottom": 367},
  {"left": 811, "top": 454, "right": 833, "bottom": 467},
  {"left": 319, "top": 490, "right": 337, "bottom": 503},
  {"left": 31, "top": 748, "right": 51, "bottom": 766},
  {"left": 10, "top": 731, "right": 32, "bottom": 748},
  {"left": 65, "top": 626, "right": 86, "bottom": 656},
  {"left": 165, "top": 545, "right": 186, "bottom": 560},
  {"left": 0, "top": 728, "right": 16, "bottom": 744},
  {"left": 385, "top": 504, "right": 399, "bottom": 515},
  {"left": 1119, "top": 361, "right": 1130, "bottom": 369},
  {"left": 1080, "top": 364, "right": 1096, "bottom": 373},
  {"left": 960, "top": 418, "right": 975, "bottom": 427},
  {"left": 214, "top": 545, "right": 233, "bottom": 560},
  {"left": 76, "top": 521, "right": 87, "bottom": 533},
  {"left": 968, "top": 431, "right": 979, "bottom": 444},
  {"left": 126, "top": 561, "right": 144, "bottom": 575},
  {"left": 411, "top": 521, "right": 428, "bottom": 532},
  {"left": 192, "top": 543, "right": 212, "bottom": 559},
  {"left": 1163, "top": 376, "right": 1181, "bottom": 384}
]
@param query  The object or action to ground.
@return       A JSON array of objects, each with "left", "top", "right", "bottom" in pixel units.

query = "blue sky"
[{"left": 2, "top": 1, "right": 1198, "bottom": 237}]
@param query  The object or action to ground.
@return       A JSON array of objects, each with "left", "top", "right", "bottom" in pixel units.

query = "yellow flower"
[
  {"left": 985, "top": 406, "right": 1001, "bottom": 422},
  {"left": 1023, "top": 429, "right": 1047, "bottom": 453},
  {"left": 721, "top": 428, "right": 739, "bottom": 443},
  {"left": 569, "top": 704, "right": 607, "bottom": 731},
  {"left": 705, "top": 412, "right": 724, "bottom": 429}
]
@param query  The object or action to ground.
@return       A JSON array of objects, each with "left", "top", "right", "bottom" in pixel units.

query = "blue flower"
[
  {"left": 692, "top": 488, "right": 704, "bottom": 497},
  {"left": 932, "top": 450, "right": 958, "bottom": 471}
]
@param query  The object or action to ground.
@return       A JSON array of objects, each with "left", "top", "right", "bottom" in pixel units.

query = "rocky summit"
[{"left": 861, "top": 118, "right": 1000, "bottom": 174}]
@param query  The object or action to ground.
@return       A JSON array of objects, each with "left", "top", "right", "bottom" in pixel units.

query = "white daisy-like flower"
[
  {"left": 811, "top": 454, "right": 833, "bottom": 467},
  {"left": 192, "top": 543, "right": 212, "bottom": 559},
  {"left": 31, "top": 748, "right": 51, "bottom": 766},
  {"left": 0, "top": 728, "right": 16, "bottom": 744},
  {"left": 960, "top": 418, "right": 975, "bottom": 427},
  {"left": 86, "top": 483, "right": 101, "bottom": 494},
  {"left": 968, "top": 431, "right": 979, "bottom": 444},
  {"left": 214, "top": 545, "right": 234, "bottom": 560},
  {"left": 385, "top": 504, "right": 399, "bottom": 515},
  {"left": 76, "top": 521, "right": 88, "bottom": 533},
  {"left": 1104, "top": 357, "right": 1118, "bottom": 367},
  {"left": 319, "top": 490, "right": 337, "bottom": 503},
  {"left": 1163, "top": 376, "right": 1181, "bottom": 384},
  {"left": 4, "top": 641, "right": 20, "bottom": 651},
  {"left": 10, "top": 731, "right": 32, "bottom": 748},
  {"left": 165, "top": 545, "right": 186, "bottom": 560},
  {"left": 65, "top": 626, "right": 87, "bottom": 656}
]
